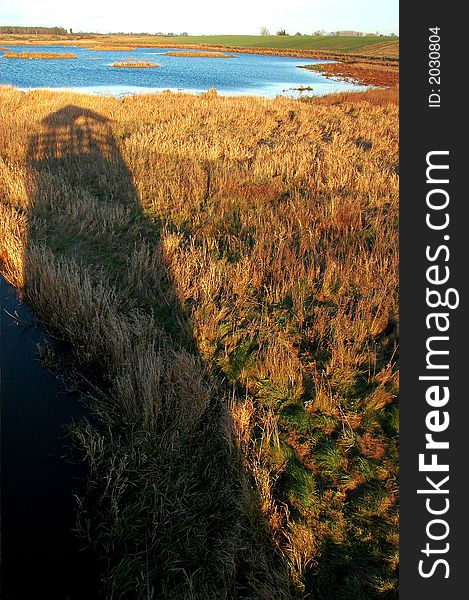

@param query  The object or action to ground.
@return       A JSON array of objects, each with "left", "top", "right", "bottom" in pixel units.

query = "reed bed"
[
  {"left": 0, "top": 85, "right": 398, "bottom": 599},
  {"left": 312, "top": 86, "right": 399, "bottom": 106},
  {"left": 3, "top": 51, "right": 77, "bottom": 59}
]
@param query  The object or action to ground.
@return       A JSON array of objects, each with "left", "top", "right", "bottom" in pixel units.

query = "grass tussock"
[
  {"left": 0, "top": 85, "right": 398, "bottom": 599},
  {"left": 4, "top": 51, "right": 77, "bottom": 59}
]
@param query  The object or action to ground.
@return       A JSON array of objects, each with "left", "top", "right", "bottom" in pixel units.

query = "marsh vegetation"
[{"left": 0, "top": 84, "right": 398, "bottom": 598}]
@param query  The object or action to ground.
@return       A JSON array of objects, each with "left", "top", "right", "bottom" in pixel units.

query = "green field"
[{"left": 136, "top": 35, "right": 397, "bottom": 53}]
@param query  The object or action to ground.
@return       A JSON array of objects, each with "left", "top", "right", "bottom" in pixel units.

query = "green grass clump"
[{"left": 282, "top": 452, "right": 317, "bottom": 510}]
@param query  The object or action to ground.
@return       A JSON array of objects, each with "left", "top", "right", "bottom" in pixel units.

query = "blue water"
[{"left": 0, "top": 45, "right": 367, "bottom": 98}]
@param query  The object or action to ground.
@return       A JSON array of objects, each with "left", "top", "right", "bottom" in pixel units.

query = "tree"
[{"left": 260, "top": 26, "right": 270, "bottom": 36}]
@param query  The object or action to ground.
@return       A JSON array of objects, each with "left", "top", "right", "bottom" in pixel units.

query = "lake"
[{"left": 0, "top": 45, "right": 367, "bottom": 98}]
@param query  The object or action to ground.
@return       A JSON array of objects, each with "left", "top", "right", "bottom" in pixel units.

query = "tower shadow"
[{"left": 2, "top": 105, "right": 290, "bottom": 599}]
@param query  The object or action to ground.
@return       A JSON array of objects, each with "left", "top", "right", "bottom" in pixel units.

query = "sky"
[{"left": 0, "top": 0, "right": 399, "bottom": 35}]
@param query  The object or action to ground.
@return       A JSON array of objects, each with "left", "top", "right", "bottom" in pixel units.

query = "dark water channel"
[{"left": 0, "top": 274, "right": 98, "bottom": 599}]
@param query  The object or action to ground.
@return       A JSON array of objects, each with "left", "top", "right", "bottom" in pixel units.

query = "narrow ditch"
[{"left": 0, "top": 274, "right": 99, "bottom": 599}]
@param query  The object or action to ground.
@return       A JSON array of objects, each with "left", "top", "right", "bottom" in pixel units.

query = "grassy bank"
[{"left": 0, "top": 85, "right": 398, "bottom": 598}]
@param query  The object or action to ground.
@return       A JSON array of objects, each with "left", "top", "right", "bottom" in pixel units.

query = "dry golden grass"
[
  {"left": 4, "top": 51, "right": 77, "bottom": 59},
  {"left": 164, "top": 51, "right": 234, "bottom": 58},
  {"left": 313, "top": 86, "right": 399, "bottom": 106},
  {"left": 0, "top": 85, "right": 398, "bottom": 598}
]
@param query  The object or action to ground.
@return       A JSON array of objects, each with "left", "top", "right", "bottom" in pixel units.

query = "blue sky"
[{"left": 0, "top": 0, "right": 399, "bottom": 35}]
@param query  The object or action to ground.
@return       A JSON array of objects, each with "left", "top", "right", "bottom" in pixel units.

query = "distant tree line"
[
  {"left": 328, "top": 30, "right": 377, "bottom": 36},
  {"left": 0, "top": 26, "right": 68, "bottom": 35},
  {"left": 260, "top": 27, "right": 397, "bottom": 37}
]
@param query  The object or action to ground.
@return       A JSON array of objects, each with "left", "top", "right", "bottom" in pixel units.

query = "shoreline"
[{"left": 4, "top": 82, "right": 371, "bottom": 100}]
